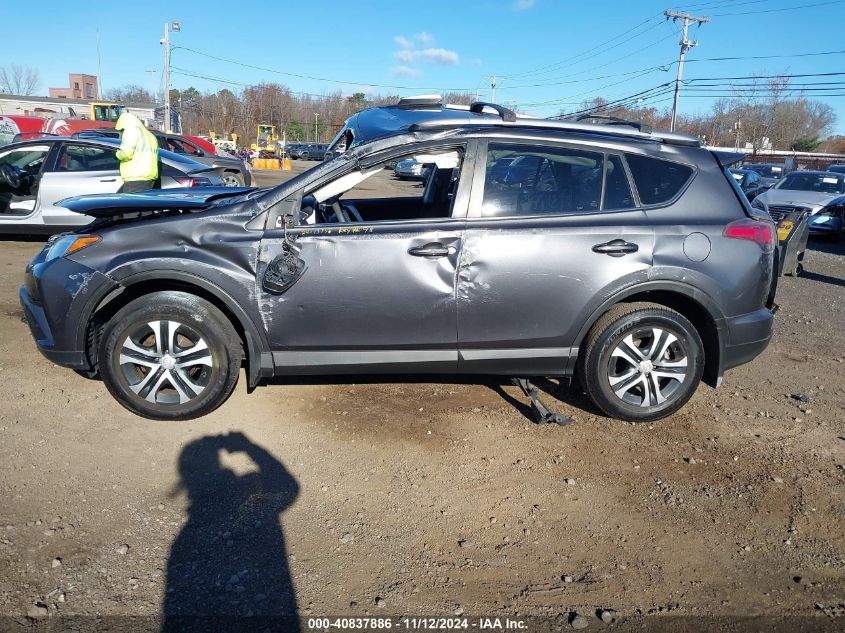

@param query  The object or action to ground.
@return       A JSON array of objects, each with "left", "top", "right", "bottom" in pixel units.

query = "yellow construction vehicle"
[
  {"left": 89, "top": 102, "right": 125, "bottom": 122},
  {"left": 251, "top": 124, "right": 279, "bottom": 154}
]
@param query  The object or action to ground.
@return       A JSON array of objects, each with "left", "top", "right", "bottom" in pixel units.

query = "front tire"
[
  {"left": 98, "top": 292, "right": 242, "bottom": 420},
  {"left": 580, "top": 303, "right": 704, "bottom": 422}
]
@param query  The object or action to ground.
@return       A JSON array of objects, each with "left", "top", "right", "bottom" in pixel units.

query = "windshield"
[
  {"left": 774, "top": 172, "right": 845, "bottom": 194},
  {"left": 752, "top": 164, "right": 783, "bottom": 178},
  {"left": 92, "top": 104, "right": 124, "bottom": 122}
]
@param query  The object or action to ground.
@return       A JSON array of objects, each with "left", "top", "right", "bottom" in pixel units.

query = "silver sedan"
[{"left": 0, "top": 136, "right": 224, "bottom": 233}]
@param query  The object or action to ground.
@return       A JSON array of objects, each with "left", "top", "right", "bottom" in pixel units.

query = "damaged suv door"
[
  {"left": 257, "top": 143, "right": 473, "bottom": 374},
  {"left": 458, "top": 140, "right": 655, "bottom": 375}
]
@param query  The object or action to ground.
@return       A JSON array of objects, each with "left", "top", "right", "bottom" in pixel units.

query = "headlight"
[
  {"left": 752, "top": 199, "right": 765, "bottom": 210},
  {"left": 45, "top": 234, "right": 101, "bottom": 262}
]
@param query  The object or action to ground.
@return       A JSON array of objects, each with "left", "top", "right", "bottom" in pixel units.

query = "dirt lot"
[{"left": 0, "top": 164, "right": 844, "bottom": 632}]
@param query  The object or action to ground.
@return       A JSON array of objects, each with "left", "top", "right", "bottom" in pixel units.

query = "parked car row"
[
  {"left": 287, "top": 143, "right": 329, "bottom": 160},
  {"left": 751, "top": 169, "right": 845, "bottom": 241}
]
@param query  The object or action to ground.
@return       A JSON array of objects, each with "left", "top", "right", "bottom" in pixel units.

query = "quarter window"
[{"left": 625, "top": 154, "right": 693, "bottom": 205}]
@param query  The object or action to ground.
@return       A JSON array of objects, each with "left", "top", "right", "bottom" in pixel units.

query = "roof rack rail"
[
  {"left": 575, "top": 114, "right": 652, "bottom": 134},
  {"left": 469, "top": 101, "right": 516, "bottom": 123}
]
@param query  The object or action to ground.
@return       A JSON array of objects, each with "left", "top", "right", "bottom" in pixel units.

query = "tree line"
[
  {"left": 106, "top": 84, "right": 474, "bottom": 145},
  {"left": 566, "top": 76, "right": 841, "bottom": 153}
]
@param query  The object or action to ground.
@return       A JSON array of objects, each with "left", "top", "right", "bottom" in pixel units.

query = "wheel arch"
[
  {"left": 573, "top": 281, "right": 726, "bottom": 388},
  {"left": 82, "top": 271, "right": 272, "bottom": 388}
]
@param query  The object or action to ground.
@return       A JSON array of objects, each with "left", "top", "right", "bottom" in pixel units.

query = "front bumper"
[
  {"left": 21, "top": 255, "right": 119, "bottom": 371},
  {"left": 20, "top": 286, "right": 89, "bottom": 369}
]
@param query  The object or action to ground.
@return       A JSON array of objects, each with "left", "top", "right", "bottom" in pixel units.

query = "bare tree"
[
  {"left": 104, "top": 85, "right": 154, "bottom": 103},
  {"left": 0, "top": 64, "right": 40, "bottom": 95}
]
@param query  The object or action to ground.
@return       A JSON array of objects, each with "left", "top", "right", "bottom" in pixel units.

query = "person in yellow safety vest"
[{"left": 114, "top": 112, "right": 159, "bottom": 192}]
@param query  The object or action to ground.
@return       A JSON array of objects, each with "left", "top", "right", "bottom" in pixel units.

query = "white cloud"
[
  {"left": 392, "top": 65, "right": 422, "bottom": 79},
  {"left": 415, "top": 31, "right": 434, "bottom": 45},
  {"left": 470, "top": 58, "right": 483, "bottom": 66},
  {"left": 394, "top": 49, "right": 416, "bottom": 64},
  {"left": 393, "top": 47, "right": 460, "bottom": 65},
  {"left": 394, "top": 35, "right": 412, "bottom": 48},
  {"left": 419, "top": 48, "right": 460, "bottom": 65},
  {"left": 512, "top": 0, "right": 535, "bottom": 10}
]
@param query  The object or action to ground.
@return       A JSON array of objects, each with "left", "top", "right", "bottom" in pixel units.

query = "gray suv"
[{"left": 21, "top": 97, "right": 778, "bottom": 423}]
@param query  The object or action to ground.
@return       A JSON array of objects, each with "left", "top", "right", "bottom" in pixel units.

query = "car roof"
[
  {"left": 343, "top": 98, "right": 701, "bottom": 149},
  {"left": 785, "top": 170, "right": 844, "bottom": 177}
]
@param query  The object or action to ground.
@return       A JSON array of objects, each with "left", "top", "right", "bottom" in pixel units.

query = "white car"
[
  {"left": 0, "top": 136, "right": 227, "bottom": 233},
  {"left": 753, "top": 171, "right": 845, "bottom": 218}
]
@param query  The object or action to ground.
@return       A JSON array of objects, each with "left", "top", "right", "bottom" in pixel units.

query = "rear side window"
[
  {"left": 56, "top": 144, "right": 119, "bottom": 172},
  {"left": 625, "top": 154, "right": 693, "bottom": 205},
  {"left": 481, "top": 144, "right": 639, "bottom": 217}
]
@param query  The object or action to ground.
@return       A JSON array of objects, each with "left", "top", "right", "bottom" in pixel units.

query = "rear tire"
[
  {"left": 223, "top": 172, "right": 245, "bottom": 187},
  {"left": 98, "top": 292, "right": 242, "bottom": 420},
  {"left": 579, "top": 302, "right": 704, "bottom": 422}
]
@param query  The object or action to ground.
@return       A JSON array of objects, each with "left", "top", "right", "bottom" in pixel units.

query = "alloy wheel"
[
  {"left": 607, "top": 327, "right": 689, "bottom": 408},
  {"left": 118, "top": 320, "right": 214, "bottom": 405}
]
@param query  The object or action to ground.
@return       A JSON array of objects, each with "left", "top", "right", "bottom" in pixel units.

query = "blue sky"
[{"left": 4, "top": 0, "right": 845, "bottom": 133}]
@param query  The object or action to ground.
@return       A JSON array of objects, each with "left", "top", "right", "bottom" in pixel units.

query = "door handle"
[
  {"left": 592, "top": 239, "right": 639, "bottom": 257},
  {"left": 99, "top": 178, "right": 117, "bottom": 182},
  {"left": 408, "top": 242, "right": 451, "bottom": 258}
]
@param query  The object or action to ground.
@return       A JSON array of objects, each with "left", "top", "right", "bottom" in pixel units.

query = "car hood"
[
  {"left": 757, "top": 189, "right": 839, "bottom": 211},
  {"left": 58, "top": 187, "right": 255, "bottom": 218}
]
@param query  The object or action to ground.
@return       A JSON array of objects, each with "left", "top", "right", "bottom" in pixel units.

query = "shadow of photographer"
[{"left": 162, "top": 432, "right": 300, "bottom": 632}]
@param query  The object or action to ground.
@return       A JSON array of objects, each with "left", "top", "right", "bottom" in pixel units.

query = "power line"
[
  {"left": 710, "top": 0, "right": 845, "bottom": 15},
  {"left": 686, "top": 48, "right": 845, "bottom": 63},
  {"left": 668, "top": 0, "right": 768, "bottom": 10},
  {"left": 501, "top": 14, "right": 666, "bottom": 79},
  {"left": 548, "top": 83, "right": 676, "bottom": 117},
  {"left": 502, "top": 48, "right": 845, "bottom": 90},
  {"left": 174, "top": 46, "right": 471, "bottom": 92},
  {"left": 171, "top": 68, "right": 354, "bottom": 101},
  {"left": 682, "top": 92, "right": 845, "bottom": 97},
  {"left": 687, "top": 71, "right": 845, "bottom": 81}
]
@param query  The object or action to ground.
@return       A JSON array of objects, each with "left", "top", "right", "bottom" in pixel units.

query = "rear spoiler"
[{"left": 711, "top": 151, "right": 745, "bottom": 168}]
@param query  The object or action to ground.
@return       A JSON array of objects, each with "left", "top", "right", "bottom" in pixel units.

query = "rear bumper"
[{"left": 722, "top": 307, "right": 775, "bottom": 372}]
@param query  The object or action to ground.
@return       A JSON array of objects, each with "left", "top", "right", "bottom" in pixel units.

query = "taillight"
[
  {"left": 175, "top": 177, "right": 213, "bottom": 187},
  {"left": 724, "top": 218, "right": 776, "bottom": 250}
]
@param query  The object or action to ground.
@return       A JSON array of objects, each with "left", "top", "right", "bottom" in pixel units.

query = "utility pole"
[
  {"left": 96, "top": 29, "right": 102, "bottom": 100},
  {"left": 161, "top": 20, "right": 180, "bottom": 133},
  {"left": 490, "top": 74, "right": 497, "bottom": 103},
  {"left": 314, "top": 113, "right": 319, "bottom": 142},
  {"left": 665, "top": 10, "right": 709, "bottom": 132}
]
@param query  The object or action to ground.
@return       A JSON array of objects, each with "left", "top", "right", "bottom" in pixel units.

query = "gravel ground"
[{"left": 0, "top": 166, "right": 843, "bottom": 632}]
